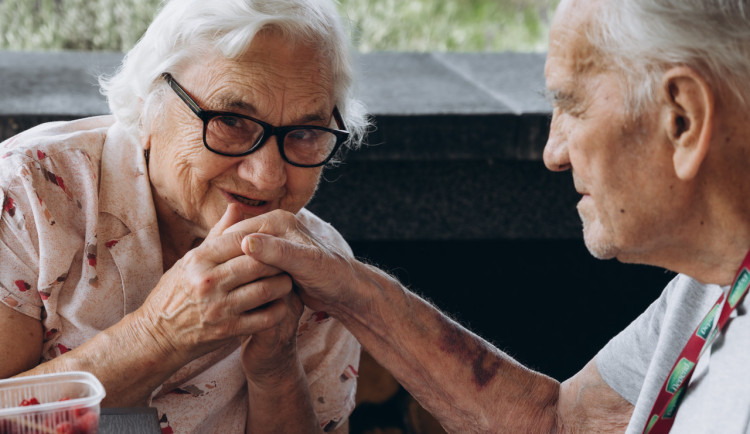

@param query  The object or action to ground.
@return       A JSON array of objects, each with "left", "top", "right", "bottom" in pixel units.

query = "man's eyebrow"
[{"left": 543, "top": 88, "right": 579, "bottom": 109}]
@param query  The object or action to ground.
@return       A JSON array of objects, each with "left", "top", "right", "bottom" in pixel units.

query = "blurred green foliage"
[{"left": 0, "top": 0, "right": 557, "bottom": 52}]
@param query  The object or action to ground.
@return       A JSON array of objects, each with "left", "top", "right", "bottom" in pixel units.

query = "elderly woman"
[{"left": 0, "top": 0, "right": 367, "bottom": 432}]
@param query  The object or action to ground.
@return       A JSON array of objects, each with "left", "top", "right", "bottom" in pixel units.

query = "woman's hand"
[
  {"left": 239, "top": 290, "right": 304, "bottom": 386},
  {"left": 135, "top": 204, "right": 295, "bottom": 364}
]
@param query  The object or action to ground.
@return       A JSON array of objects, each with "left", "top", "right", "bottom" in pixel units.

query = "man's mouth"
[{"left": 229, "top": 193, "right": 266, "bottom": 207}]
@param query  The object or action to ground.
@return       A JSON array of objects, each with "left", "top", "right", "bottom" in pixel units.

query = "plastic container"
[{"left": 0, "top": 371, "right": 106, "bottom": 434}]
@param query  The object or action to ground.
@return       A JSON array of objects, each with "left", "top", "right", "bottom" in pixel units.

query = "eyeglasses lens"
[{"left": 206, "top": 115, "right": 338, "bottom": 165}]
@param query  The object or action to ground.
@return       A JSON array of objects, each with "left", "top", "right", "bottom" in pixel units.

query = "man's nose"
[
  {"left": 237, "top": 136, "right": 287, "bottom": 188},
  {"left": 543, "top": 119, "right": 571, "bottom": 172}
]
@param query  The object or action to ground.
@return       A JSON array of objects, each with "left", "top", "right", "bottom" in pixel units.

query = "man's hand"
[{"left": 223, "top": 209, "right": 361, "bottom": 315}]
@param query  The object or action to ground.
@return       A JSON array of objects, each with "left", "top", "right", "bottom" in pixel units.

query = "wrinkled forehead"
[
  {"left": 174, "top": 31, "right": 336, "bottom": 121},
  {"left": 546, "top": 0, "right": 605, "bottom": 83}
]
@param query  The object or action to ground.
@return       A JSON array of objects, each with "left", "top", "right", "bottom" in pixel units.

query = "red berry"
[
  {"left": 74, "top": 407, "right": 87, "bottom": 417},
  {"left": 73, "top": 411, "right": 98, "bottom": 434},
  {"left": 55, "top": 421, "right": 74, "bottom": 434}
]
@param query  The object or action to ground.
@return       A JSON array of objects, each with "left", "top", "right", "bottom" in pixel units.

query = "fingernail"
[{"left": 247, "top": 235, "right": 260, "bottom": 253}]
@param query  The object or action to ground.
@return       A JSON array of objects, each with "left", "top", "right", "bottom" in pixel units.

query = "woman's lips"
[
  {"left": 222, "top": 190, "right": 273, "bottom": 213},
  {"left": 229, "top": 192, "right": 266, "bottom": 207}
]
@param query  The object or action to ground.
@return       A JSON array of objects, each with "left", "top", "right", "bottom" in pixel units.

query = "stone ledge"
[
  {"left": 0, "top": 50, "right": 551, "bottom": 160},
  {"left": 0, "top": 50, "right": 549, "bottom": 116}
]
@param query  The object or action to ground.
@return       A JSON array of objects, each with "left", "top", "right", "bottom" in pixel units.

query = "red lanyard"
[{"left": 643, "top": 250, "right": 750, "bottom": 434}]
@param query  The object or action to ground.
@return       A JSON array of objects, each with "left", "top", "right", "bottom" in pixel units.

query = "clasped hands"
[{"left": 136, "top": 204, "right": 356, "bottom": 384}]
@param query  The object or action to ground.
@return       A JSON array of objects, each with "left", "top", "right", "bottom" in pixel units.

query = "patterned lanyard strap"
[{"left": 643, "top": 250, "right": 750, "bottom": 434}]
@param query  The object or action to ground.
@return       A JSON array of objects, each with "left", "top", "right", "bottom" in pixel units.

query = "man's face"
[
  {"left": 145, "top": 30, "right": 335, "bottom": 237},
  {"left": 543, "top": 0, "right": 685, "bottom": 262}
]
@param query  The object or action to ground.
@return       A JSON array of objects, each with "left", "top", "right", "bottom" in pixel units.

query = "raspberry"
[
  {"left": 73, "top": 410, "right": 99, "bottom": 434},
  {"left": 55, "top": 421, "right": 74, "bottom": 434}
]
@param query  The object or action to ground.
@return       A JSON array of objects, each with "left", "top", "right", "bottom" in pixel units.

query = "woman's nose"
[{"left": 237, "top": 136, "right": 287, "bottom": 188}]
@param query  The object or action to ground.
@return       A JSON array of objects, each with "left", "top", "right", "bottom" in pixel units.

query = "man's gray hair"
[
  {"left": 100, "top": 0, "right": 368, "bottom": 150},
  {"left": 590, "top": 0, "right": 750, "bottom": 114}
]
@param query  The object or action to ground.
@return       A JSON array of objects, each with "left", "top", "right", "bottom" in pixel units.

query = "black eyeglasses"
[{"left": 161, "top": 72, "right": 349, "bottom": 168}]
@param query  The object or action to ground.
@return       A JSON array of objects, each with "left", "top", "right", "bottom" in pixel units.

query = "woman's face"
[{"left": 145, "top": 31, "right": 335, "bottom": 237}]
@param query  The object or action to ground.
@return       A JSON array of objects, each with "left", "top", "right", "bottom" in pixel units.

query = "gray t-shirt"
[{"left": 596, "top": 273, "right": 750, "bottom": 433}]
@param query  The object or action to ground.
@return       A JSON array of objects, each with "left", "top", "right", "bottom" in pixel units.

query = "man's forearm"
[{"left": 331, "top": 263, "right": 561, "bottom": 433}]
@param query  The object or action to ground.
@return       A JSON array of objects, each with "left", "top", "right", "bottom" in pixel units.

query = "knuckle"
[
  {"left": 229, "top": 230, "right": 246, "bottom": 247},
  {"left": 181, "top": 249, "right": 201, "bottom": 266},
  {"left": 189, "top": 272, "right": 214, "bottom": 295},
  {"left": 220, "top": 321, "right": 239, "bottom": 338},
  {"left": 274, "top": 209, "right": 296, "bottom": 228},
  {"left": 255, "top": 311, "right": 273, "bottom": 330},
  {"left": 255, "top": 281, "right": 273, "bottom": 303},
  {"left": 279, "top": 273, "right": 293, "bottom": 289},
  {"left": 203, "top": 305, "right": 223, "bottom": 324}
]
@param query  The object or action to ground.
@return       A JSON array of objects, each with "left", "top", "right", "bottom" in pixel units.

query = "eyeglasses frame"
[{"left": 161, "top": 72, "right": 349, "bottom": 168}]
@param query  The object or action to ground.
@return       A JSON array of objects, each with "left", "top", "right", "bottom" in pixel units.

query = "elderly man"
[{"left": 233, "top": 0, "right": 750, "bottom": 432}]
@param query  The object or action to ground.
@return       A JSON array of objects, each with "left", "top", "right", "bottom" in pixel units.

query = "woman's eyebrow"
[
  {"left": 215, "top": 96, "right": 330, "bottom": 124},
  {"left": 215, "top": 96, "right": 257, "bottom": 113}
]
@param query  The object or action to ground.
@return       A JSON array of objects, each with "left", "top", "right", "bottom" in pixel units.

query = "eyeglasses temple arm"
[
  {"left": 162, "top": 73, "right": 204, "bottom": 118},
  {"left": 333, "top": 106, "right": 347, "bottom": 132}
]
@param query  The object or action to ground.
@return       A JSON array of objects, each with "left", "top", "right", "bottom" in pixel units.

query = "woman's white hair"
[
  {"left": 589, "top": 0, "right": 750, "bottom": 115},
  {"left": 100, "top": 0, "right": 368, "bottom": 152}
]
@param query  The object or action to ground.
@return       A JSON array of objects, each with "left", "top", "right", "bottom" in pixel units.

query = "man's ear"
[{"left": 661, "top": 66, "right": 714, "bottom": 181}]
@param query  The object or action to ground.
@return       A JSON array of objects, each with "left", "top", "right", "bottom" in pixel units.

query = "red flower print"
[
  {"left": 340, "top": 364, "right": 358, "bottom": 382},
  {"left": 45, "top": 328, "right": 58, "bottom": 339},
  {"left": 36, "top": 150, "right": 47, "bottom": 160},
  {"left": 42, "top": 168, "right": 66, "bottom": 192},
  {"left": 57, "top": 344, "right": 70, "bottom": 354},
  {"left": 105, "top": 240, "right": 119, "bottom": 248},
  {"left": 14, "top": 280, "right": 30, "bottom": 292},
  {"left": 3, "top": 196, "right": 15, "bottom": 217},
  {"left": 159, "top": 414, "right": 174, "bottom": 434},
  {"left": 314, "top": 311, "right": 330, "bottom": 322},
  {"left": 39, "top": 290, "right": 51, "bottom": 300},
  {"left": 56, "top": 175, "right": 66, "bottom": 192},
  {"left": 86, "top": 243, "right": 97, "bottom": 267},
  {"left": 43, "top": 168, "right": 57, "bottom": 185}
]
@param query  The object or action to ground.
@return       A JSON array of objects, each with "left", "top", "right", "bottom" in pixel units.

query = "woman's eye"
[
  {"left": 218, "top": 116, "right": 241, "bottom": 128},
  {"left": 289, "top": 129, "right": 313, "bottom": 141}
]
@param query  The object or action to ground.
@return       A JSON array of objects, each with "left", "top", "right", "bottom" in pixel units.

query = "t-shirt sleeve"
[{"left": 595, "top": 277, "right": 676, "bottom": 404}]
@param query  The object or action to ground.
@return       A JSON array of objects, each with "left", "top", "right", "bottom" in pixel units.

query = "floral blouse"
[{"left": 0, "top": 116, "right": 360, "bottom": 432}]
